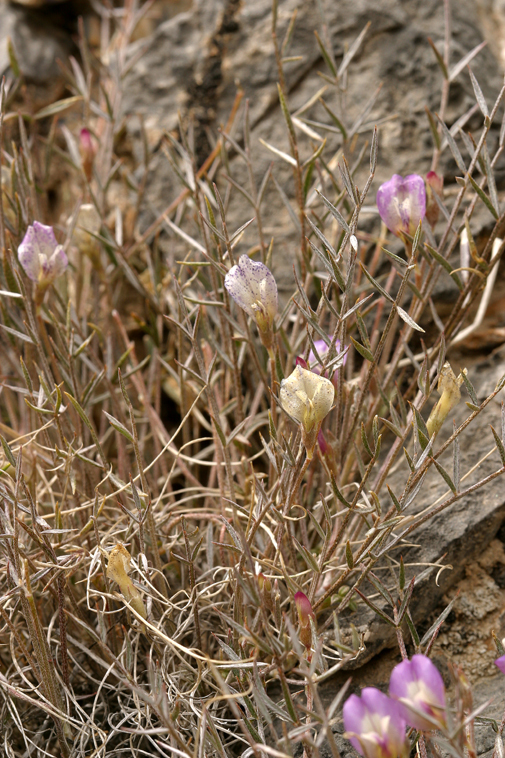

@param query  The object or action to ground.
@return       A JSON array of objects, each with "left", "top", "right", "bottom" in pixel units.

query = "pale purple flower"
[
  {"left": 376, "top": 174, "right": 426, "bottom": 237},
  {"left": 495, "top": 655, "right": 505, "bottom": 675},
  {"left": 18, "top": 221, "right": 68, "bottom": 286},
  {"left": 343, "top": 687, "right": 408, "bottom": 758},
  {"left": 389, "top": 654, "right": 447, "bottom": 731},
  {"left": 224, "top": 255, "right": 277, "bottom": 346},
  {"left": 308, "top": 338, "right": 347, "bottom": 378}
]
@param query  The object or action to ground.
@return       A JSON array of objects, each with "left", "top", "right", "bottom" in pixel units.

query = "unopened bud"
[
  {"left": 80, "top": 128, "right": 96, "bottom": 181},
  {"left": 294, "top": 591, "right": 316, "bottom": 649}
]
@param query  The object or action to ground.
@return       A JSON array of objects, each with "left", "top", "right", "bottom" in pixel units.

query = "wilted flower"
[
  {"left": 294, "top": 591, "right": 315, "bottom": 649},
  {"left": 18, "top": 221, "right": 68, "bottom": 307},
  {"left": 389, "top": 654, "right": 447, "bottom": 731},
  {"left": 495, "top": 655, "right": 505, "bottom": 675},
  {"left": 107, "top": 544, "right": 147, "bottom": 623},
  {"left": 224, "top": 254, "right": 277, "bottom": 350},
  {"left": 426, "top": 362, "right": 466, "bottom": 438},
  {"left": 425, "top": 171, "right": 443, "bottom": 229},
  {"left": 343, "top": 687, "right": 408, "bottom": 758},
  {"left": 376, "top": 174, "right": 426, "bottom": 238},
  {"left": 280, "top": 365, "right": 334, "bottom": 458}
]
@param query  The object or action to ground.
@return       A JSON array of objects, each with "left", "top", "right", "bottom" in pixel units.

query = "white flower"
[
  {"left": 224, "top": 255, "right": 277, "bottom": 347},
  {"left": 18, "top": 221, "right": 68, "bottom": 287},
  {"left": 280, "top": 365, "right": 334, "bottom": 457}
]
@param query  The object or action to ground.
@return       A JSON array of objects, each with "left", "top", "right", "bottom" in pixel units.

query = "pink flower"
[
  {"left": 343, "top": 687, "right": 408, "bottom": 758},
  {"left": 495, "top": 655, "right": 505, "bottom": 675},
  {"left": 376, "top": 174, "right": 426, "bottom": 237},
  {"left": 389, "top": 654, "right": 447, "bottom": 731},
  {"left": 297, "top": 338, "right": 346, "bottom": 387}
]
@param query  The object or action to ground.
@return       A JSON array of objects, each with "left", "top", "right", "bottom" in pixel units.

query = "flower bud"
[
  {"left": 224, "top": 255, "right": 277, "bottom": 350},
  {"left": 294, "top": 591, "right": 315, "bottom": 650},
  {"left": 18, "top": 221, "right": 68, "bottom": 308},
  {"left": 80, "top": 128, "right": 96, "bottom": 181},
  {"left": 426, "top": 362, "right": 465, "bottom": 438},
  {"left": 376, "top": 174, "right": 426, "bottom": 238},
  {"left": 258, "top": 572, "right": 273, "bottom": 611},
  {"left": 425, "top": 171, "right": 443, "bottom": 229},
  {"left": 389, "top": 654, "right": 447, "bottom": 731},
  {"left": 280, "top": 365, "right": 334, "bottom": 458},
  {"left": 343, "top": 687, "right": 409, "bottom": 758}
]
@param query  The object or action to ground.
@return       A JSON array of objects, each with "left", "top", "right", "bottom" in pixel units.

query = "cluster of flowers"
[
  {"left": 343, "top": 654, "right": 448, "bottom": 758},
  {"left": 345, "top": 653, "right": 505, "bottom": 758}
]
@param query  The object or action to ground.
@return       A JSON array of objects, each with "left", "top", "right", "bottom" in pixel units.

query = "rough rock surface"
[
  {"left": 121, "top": 0, "right": 505, "bottom": 298},
  {"left": 333, "top": 346, "right": 505, "bottom": 668},
  {"left": 0, "top": 0, "right": 81, "bottom": 99}
]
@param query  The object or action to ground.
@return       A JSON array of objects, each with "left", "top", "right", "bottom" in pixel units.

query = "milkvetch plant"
[{"left": 0, "top": 3, "right": 504, "bottom": 756}]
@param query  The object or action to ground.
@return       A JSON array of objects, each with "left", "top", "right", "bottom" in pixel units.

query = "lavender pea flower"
[
  {"left": 18, "top": 221, "right": 68, "bottom": 308},
  {"left": 343, "top": 687, "right": 409, "bottom": 758},
  {"left": 495, "top": 655, "right": 505, "bottom": 675},
  {"left": 224, "top": 255, "right": 277, "bottom": 351},
  {"left": 376, "top": 174, "right": 426, "bottom": 238},
  {"left": 389, "top": 654, "right": 447, "bottom": 731}
]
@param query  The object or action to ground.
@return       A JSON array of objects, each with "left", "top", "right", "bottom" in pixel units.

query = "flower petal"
[
  {"left": 376, "top": 174, "right": 405, "bottom": 236},
  {"left": 403, "top": 175, "right": 426, "bottom": 235},
  {"left": 43, "top": 245, "right": 68, "bottom": 281}
]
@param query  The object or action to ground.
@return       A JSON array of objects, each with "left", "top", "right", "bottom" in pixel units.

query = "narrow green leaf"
[
  {"left": 490, "top": 425, "right": 505, "bottom": 466},
  {"left": 467, "top": 173, "right": 498, "bottom": 219},
  {"left": 427, "top": 37, "right": 449, "bottom": 79},
  {"left": 354, "top": 590, "right": 395, "bottom": 626},
  {"left": 103, "top": 411, "right": 134, "bottom": 443},
  {"left": 350, "top": 335, "right": 374, "bottom": 363},
  {"left": 432, "top": 458, "right": 457, "bottom": 494}
]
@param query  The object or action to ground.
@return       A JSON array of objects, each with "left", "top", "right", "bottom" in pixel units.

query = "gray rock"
[{"left": 0, "top": 2, "right": 73, "bottom": 84}]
